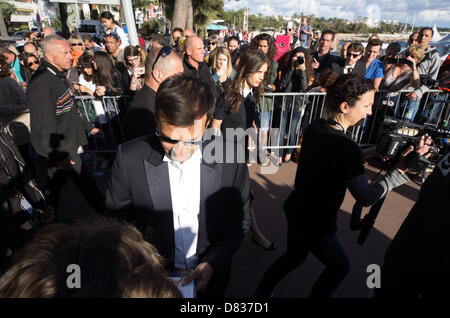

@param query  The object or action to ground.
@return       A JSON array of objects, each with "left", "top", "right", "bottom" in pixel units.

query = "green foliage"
[{"left": 0, "top": 1, "right": 16, "bottom": 29}]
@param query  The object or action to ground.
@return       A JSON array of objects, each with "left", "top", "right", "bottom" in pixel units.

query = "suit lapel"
[
  {"left": 197, "top": 159, "right": 222, "bottom": 255},
  {"left": 144, "top": 158, "right": 172, "bottom": 213}
]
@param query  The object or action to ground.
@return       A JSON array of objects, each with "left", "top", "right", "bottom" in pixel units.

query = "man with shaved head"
[
  {"left": 26, "top": 35, "right": 104, "bottom": 217},
  {"left": 124, "top": 46, "right": 184, "bottom": 140},
  {"left": 183, "top": 36, "right": 217, "bottom": 98}
]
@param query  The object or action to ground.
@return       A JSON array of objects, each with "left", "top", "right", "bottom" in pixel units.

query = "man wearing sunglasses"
[
  {"left": 331, "top": 42, "right": 366, "bottom": 77},
  {"left": 124, "top": 46, "right": 184, "bottom": 140},
  {"left": 106, "top": 75, "right": 250, "bottom": 297},
  {"left": 183, "top": 36, "right": 217, "bottom": 99}
]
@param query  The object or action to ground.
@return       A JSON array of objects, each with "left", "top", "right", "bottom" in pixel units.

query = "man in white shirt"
[{"left": 105, "top": 75, "right": 251, "bottom": 297}]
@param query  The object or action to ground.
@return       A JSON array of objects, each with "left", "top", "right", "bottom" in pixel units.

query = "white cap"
[{"left": 286, "top": 21, "right": 296, "bottom": 29}]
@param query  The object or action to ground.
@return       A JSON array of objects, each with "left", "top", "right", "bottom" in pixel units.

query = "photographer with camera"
[
  {"left": 380, "top": 44, "right": 425, "bottom": 118},
  {"left": 121, "top": 45, "right": 147, "bottom": 95},
  {"left": 276, "top": 47, "right": 315, "bottom": 164},
  {"left": 255, "top": 74, "right": 432, "bottom": 298},
  {"left": 402, "top": 27, "right": 440, "bottom": 122}
]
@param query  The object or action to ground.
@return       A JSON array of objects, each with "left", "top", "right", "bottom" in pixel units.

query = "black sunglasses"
[
  {"left": 156, "top": 131, "right": 203, "bottom": 147},
  {"left": 152, "top": 46, "right": 173, "bottom": 70},
  {"left": 71, "top": 43, "right": 83, "bottom": 46},
  {"left": 208, "top": 42, "right": 217, "bottom": 45},
  {"left": 347, "top": 53, "right": 360, "bottom": 58},
  {"left": 27, "top": 60, "right": 39, "bottom": 67}
]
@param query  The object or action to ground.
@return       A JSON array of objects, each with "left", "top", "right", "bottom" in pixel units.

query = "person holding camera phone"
[
  {"left": 255, "top": 74, "right": 432, "bottom": 298},
  {"left": 122, "top": 45, "right": 147, "bottom": 94},
  {"left": 277, "top": 47, "right": 315, "bottom": 164},
  {"left": 380, "top": 44, "right": 424, "bottom": 118},
  {"left": 210, "top": 47, "right": 235, "bottom": 93}
]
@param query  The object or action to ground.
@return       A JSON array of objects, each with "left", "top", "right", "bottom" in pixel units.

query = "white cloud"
[{"left": 223, "top": 0, "right": 450, "bottom": 27}]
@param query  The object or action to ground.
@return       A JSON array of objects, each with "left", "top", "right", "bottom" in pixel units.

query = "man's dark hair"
[
  {"left": 367, "top": 38, "right": 382, "bottom": 50},
  {"left": 227, "top": 35, "right": 240, "bottom": 45},
  {"left": 172, "top": 27, "right": 184, "bottom": 35},
  {"left": 321, "top": 30, "right": 336, "bottom": 41},
  {"left": 419, "top": 27, "right": 434, "bottom": 36},
  {"left": 155, "top": 75, "right": 215, "bottom": 126},
  {"left": 348, "top": 42, "right": 364, "bottom": 55},
  {"left": 104, "top": 33, "right": 119, "bottom": 42},
  {"left": 152, "top": 34, "right": 165, "bottom": 46},
  {"left": 81, "top": 34, "right": 93, "bottom": 42}
]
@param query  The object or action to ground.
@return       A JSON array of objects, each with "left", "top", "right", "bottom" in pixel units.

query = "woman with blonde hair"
[
  {"left": 210, "top": 47, "right": 236, "bottom": 92},
  {"left": 68, "top": 35, "right": 86, "bottom": 68}
]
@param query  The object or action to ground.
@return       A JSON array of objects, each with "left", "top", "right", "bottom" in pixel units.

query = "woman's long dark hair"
[
  {"left": 0, "top": 55, "right": 12, "bottom": 78},
  {"left": 77, "top": 53, "right": 95, "bottom": 82},
  {"left": 22, "top": 52, "right": 40, "bottom": 82},
  {"left": 93, "top": 51, "right": 119, "bottom": 93},
  {"left": 287, "top": 48, "right": 315, "bottom": 86},
  {"left": 249, "top": 33, "right": 277, "bottom": 61},
  {"left": 100, "top": 11, "right": 118, "bottom": 26},
  {"left": 226, "top": 48, "right": 269, "bottom": 114}
]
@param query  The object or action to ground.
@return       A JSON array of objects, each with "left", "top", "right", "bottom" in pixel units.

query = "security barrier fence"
[{"left": 75, "top": 89, "right": 449, "bottom": 156}]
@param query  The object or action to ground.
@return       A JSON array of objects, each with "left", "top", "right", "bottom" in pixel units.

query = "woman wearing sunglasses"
[
  {"left": 69, "top": 36, "right": 86, "bottom": 68},
  {"left": 22, "top": 52, "right": 40, "bottom": 84}
]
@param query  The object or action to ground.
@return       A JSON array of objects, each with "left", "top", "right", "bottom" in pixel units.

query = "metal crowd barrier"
[{"left": 74, "top": 89, "right": 449, "bottom": 157}]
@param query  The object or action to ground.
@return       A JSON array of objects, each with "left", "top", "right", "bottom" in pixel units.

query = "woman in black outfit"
[
  {"left": 212, "top": 48, "right": 277, "bottom": 251},
  {"left": 255, "top": 74, "right": 432, "bottom": 297}
]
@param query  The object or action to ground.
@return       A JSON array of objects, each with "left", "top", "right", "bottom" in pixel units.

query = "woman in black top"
[
  {"left": 212, "top": 48, "right": 277, "bottom": 251},
  {"left": 255, "top": 74, "right": 432, "bottom": 298}
]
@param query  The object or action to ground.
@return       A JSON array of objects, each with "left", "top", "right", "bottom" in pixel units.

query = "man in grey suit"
[{"left": 105, "top": 75, "right": 251, "bottom": 297}]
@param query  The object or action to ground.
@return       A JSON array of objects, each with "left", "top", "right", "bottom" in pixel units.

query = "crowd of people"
[{"left": 0, "top": 12, "right": 449, "bottom": 298}]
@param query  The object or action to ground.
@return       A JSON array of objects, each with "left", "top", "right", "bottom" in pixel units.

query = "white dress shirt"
[{"left": 164, "top": 148, "right": 202, "bottom": 270}]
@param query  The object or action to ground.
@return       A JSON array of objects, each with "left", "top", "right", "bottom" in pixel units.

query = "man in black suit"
[
  {"left": 331, "top": 42, "right": 366, "bottom": 77},
  {"left": 311, "top": 30, "right": 340, "bottom": 74},
  {"left": 105, "top": 75, "right": 251, "bottom": 297}
]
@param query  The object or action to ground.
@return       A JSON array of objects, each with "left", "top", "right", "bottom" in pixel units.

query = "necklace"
[{"left": 327, "top": 118, "right": 345, "bottom": 132}]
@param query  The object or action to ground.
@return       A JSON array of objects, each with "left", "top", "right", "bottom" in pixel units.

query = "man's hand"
[
  {"left": 90, "top": 127, "right": 104, "bottom": 138},
  {"left": 406, "top": 91, "right": 418, "bottom": 100},
  {"left": 182, "top": 262, "right": 214, "bottom": 292},
  {"left": 57, "top": 156, "right": 75, "bottom": 170},
  {"left": 312, "top": 58, "right": 320, "bottom": 69}
]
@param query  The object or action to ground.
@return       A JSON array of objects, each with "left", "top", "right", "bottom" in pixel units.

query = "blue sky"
[{"left": 224, "top": 0, "right": 450, "bottom": 28}]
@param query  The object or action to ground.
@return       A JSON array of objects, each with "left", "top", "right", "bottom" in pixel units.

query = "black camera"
[
  {"left": 376, "top": 116, "right": 450, "bottom": 170},
  {"left": 420, "top": 75, "right": 440, "bottom": 89},
  {"left": 293, "top": 57, "right": 304, "bottom": 68},
  {"left": 385, "top": 57, "right": 413, "bottom": 68}
]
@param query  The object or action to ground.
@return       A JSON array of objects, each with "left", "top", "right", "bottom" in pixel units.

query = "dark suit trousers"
[{"left": 197, "top": 263, "right": 232, "bottom": 298}]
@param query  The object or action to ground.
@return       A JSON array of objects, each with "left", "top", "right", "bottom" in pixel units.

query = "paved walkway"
[
  {"left": 225, "top": 161, "right": 421, "bottom": 298},
  {"left": 57, "top": 159, "right": 421, "bottom": 298}
]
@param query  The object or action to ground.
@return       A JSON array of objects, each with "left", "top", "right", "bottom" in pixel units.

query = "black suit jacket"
[
  {"left": 331, "top": 58, "right": 366, "bottom": 77},
  {"left": 105, "top": 135, "right": 250, "bottom": 275}
]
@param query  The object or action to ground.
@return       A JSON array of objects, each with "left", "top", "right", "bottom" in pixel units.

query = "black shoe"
[{"left": 251, "top": 237, "right": 278, "bottom": 251}]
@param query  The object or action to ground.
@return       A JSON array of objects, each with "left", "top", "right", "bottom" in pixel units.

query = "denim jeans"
[
  {"left": 424, "top": 94, "right": 448, "bottom": 122},
  {"left": 402, "top": 97, "right": 422, "bottom": 122},
  {"left": 255, "top": 223, "right": 351, "bottom": 298},
  {"left": 277, "top": 105, "right": 303, "bottom": 157}
]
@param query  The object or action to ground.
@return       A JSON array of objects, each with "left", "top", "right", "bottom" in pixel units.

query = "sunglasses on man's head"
[
  {"left": 156, "top": 131, "right": 203, "bottom": 147},
  {"left": 152, "top": 46, "right": 173, "bottom": 70},
  {"left": 27, "top": 60, "right": 39, "bottom": 67},
  {"left": 71, "top": 43, "right": 83, "bottom": 46}
]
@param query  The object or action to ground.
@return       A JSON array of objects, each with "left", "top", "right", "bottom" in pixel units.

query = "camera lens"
[{"left": 297, "top": 57, "right": 305, "bottom": 65}]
